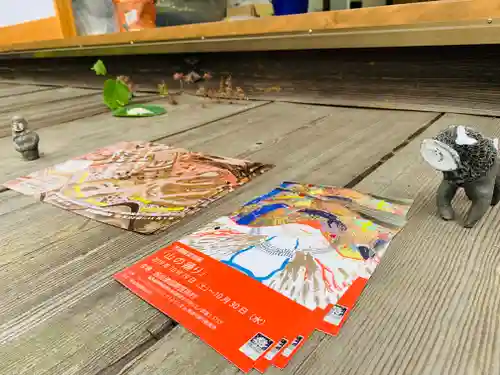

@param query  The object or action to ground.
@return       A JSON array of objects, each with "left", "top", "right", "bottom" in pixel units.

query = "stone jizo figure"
[
  {"left": 12, "top": 115, "right": 40, "bottom": 161},
  {"left": 420, "top": 125, "right": 500, "bottom": 228}
]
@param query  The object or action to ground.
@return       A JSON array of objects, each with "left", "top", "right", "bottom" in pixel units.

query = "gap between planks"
[
  {"left": 1, "top": 76, "right": 498, "bottom": 117},
  {"left": 2, "top": 75, "right": 477, "bottom": 117},
  {"left": 0, "top": 84, "right": 59, "bottom": 99}
]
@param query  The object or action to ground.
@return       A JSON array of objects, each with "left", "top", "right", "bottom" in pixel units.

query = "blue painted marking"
[
  {"left": 242, "top": 188, "right": 282, "bottom": 207},
  {"left": 234, "top": 203, "right": 289, "bottom": 225},
  {"left": 221, "top": 236, "right": 295, "bottom": 282}
]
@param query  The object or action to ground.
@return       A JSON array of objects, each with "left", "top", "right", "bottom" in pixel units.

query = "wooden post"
[{"left": 53, "top": 0, "right": 77, "bottom": 38}]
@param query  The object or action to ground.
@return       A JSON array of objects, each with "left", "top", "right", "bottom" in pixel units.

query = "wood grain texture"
[
  {"left": 0, "top": 91, "right": 164, "bottom": 139},
  {"left": 0, "top": 87, "right": 104, "bottom": 137},
  {"left": 119, "top": 112, "right": 500, "bottom": 375},
  {"left": 0, "top": 96, "right": 268, "bottom": 184},
  {"left": 0, "top": 17, "right": 64, "bottom": 47},
  {"left": 0, "top": 84, "right": 57, "bottom": 99},
  {"left": 4, "top": 45, "right": 500, "bottom": 117},
  {"left": 0, "top": 105, "right": 438, "bottom": 375},
  {"left": 0, "top": 86, "right": 97, "bottom": 112}
]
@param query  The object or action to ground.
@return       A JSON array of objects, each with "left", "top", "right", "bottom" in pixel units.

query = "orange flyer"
[
  {"left": 114, "top": 242, "right": 315, "bottom": 373},
  {"left": 115, "top": 182, "right": 413, "bottom": 372},
  {"left": 315, "top": 277, "right": 369, "bottom": 336}
]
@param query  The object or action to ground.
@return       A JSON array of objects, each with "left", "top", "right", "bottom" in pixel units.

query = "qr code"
[
  {"left": 239, "top": 333, "right": 274, "bottom": 361},
  {"left": 324, "top": 304, "right": 348, "bottom": 326},
  {"left": 282, "top": 335, "right": 304, "bottom": 358},
  {"left": 264, "top": 338, "right": 288, "bottom": 360}
]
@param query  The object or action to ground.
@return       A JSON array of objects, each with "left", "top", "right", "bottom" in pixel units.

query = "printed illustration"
[
  {"left": 4, "top": 141, "right": 272, "bottom": 234},
  {"left": 180, "top": 182, "right": 412, "bottom": 310}
]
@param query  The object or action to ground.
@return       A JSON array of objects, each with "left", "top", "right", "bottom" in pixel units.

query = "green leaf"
[
  {"left": 91, "top": 59, "right": 107, "bottom": 76},
  {"left": 112, "top": 104, "right": 167, "bottom": 117},
  {"left": 103, "top": 79, "right": 131, "bottom": 110}
]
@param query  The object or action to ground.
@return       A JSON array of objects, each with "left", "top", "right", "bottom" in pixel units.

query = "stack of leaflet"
[{"left": 115, "top": 181, "right": 413, "bottom": 373}]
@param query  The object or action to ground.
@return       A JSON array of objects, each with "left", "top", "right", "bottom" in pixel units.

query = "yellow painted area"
[
  {"left": 355, "top": 219, "right": 376, "bottom": 232},
  {"left": 293, "top": 200, "right": 311, "bottom": 208},
  {"left": 77, "top": 172, "right": 88, "bottom": 184},
  {"left": 85, "top": 198, "right": 107, "bottom": 207},
  {"left": 336, "top": 244, "right": 364, "bottom": 261},
  {"left": 374, "top": 199, "right": 397, "bottom": 213},
  {"left": 73, "top": 185, "right": 84, "bottom": 198},
  {"left": 71, "top": 172, "right": 90, "bottom": 197},
  {"left": 130, "top": 195, "right": 152, "bottom": 204}
]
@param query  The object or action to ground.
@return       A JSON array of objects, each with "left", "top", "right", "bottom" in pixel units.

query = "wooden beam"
[
  {"left": 53, "top": 0, "right": 77, "bottom": 38},
  {"left": 1, "top": 18, "right": 499, "bottom": 59},
  {"left": 0, "top": 0, "right": 496, "bottom": 53},
  {"left": 0, "top": 17, "right": 64, "bottom": 46}
]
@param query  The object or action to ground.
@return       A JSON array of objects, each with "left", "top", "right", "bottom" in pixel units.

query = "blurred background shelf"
[{"left": 0, "top": 0, "right": 495, "bottom": 57}]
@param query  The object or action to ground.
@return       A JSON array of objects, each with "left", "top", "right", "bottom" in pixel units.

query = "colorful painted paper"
[
  {"left": 3, "top": 141, "right": 272, "bottom": 234},
  {"left": 115, "top": 182, "right": 413, "bottom": 372},
  {"left": 114, "top": 242, "right": 316, "bottom": 373}
]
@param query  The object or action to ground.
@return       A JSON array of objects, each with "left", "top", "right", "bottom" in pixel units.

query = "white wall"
[{"left": 0, "top": 0, "right": 56, "bottom": 27}]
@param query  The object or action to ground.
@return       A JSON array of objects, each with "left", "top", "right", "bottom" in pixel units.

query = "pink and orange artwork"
[{"left": 3, "top": 141, "right": 272, "bottom": 234}]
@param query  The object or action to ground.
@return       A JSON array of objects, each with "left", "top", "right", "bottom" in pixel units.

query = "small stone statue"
[
  {"left": 420, "top": 125, "right": 500, "bottom": 228},
  {"left": 12, "top": 115, "right": 40, "bottom": 161}
]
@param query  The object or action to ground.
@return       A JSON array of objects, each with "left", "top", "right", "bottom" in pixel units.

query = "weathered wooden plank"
[
  {"left": 0, "top": 86, "right": 98, "bottom": 112},
  {"left": 262, "top": 89, "right": 500, "bottom": 118},
  {"left": 0, "top": 84, "right": 56, "bottom": 98},
  {"left": 118, "top": 113, "right": 500, "bottom": 375},
  {"left": 0, "top": 93, "right": 105, "bottom": 138},
  {"left": 0, "top": 96, "right": 268, "bottom": 184},
  {"left": 0, "top": 83, "right": 24, "bottom": 89},
  {"left": 0, "top": 106, "right": 438, "bottom": 375},
  {"left": 0, "top": 92, "right": 161, "bottom": 138}
]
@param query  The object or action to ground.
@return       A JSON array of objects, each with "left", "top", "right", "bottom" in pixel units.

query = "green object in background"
[
  {"left": 91, "top": 59, "right": 133, "bottom": 111},
  {"left": 112, "top": 104, "right": 167, "bottom": 117},
  {"left": 103, "top": 79, "right": 131, "bottom": 110},
  {"left": 91, "top": 59, "right": 107, "bottom": 76}
]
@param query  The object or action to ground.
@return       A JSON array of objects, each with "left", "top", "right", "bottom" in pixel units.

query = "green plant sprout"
[{"left": 91, "top": 59, "right": 133, "bottom": 110}]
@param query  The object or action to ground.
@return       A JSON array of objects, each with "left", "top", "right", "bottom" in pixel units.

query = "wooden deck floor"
[{"left": 0, "top": 83, "right": 498, "bottom": 375}]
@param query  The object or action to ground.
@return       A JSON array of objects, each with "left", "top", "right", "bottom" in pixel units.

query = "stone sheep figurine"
[
  {"left": 420, "top": 125, "right": 500, "bottom": 228},
  {"left": 12, "top": 115, "right": 40, "bottom": 161}
]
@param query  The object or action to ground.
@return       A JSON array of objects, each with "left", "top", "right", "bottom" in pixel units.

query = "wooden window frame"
[{"left": 0, "top": 1, "right": 76, "bottom": 46}]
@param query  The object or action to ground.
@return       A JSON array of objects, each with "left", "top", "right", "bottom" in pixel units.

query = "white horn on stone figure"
[{"left": 455, "top": 125, "right": 478, "bottom": 146}]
